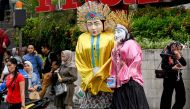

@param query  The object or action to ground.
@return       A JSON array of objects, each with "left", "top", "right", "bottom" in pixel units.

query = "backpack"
[{"left": 47, "top": 52, "right": 53, "bottom": 63}]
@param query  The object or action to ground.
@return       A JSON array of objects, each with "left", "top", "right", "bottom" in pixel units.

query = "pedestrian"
[
  {"left": 6, "top": 58, "right": 25, "bottom": 109},
  {"left": 19, "top": 47, "right": 27, "bottom": 57},
  {"left": 0, "top": 50, "right": 11, "bottom": 82},
  {"left": 109, "top": 11, "right": 149, "bottom": 109},
  {"left": 39, "top": 44, "right": 57, "bottom": 98},
  {"left": 0, "top": 28, "right": 10, "bottom": 72},
  {"left": 76, "top": 1, "right": 115, "bottom": 108},
  {"left": 24, "top": 61, "right": 41, "bottom": 93},
  {"left": 22, "top": 44, "right": 43, "bottom": 80},
  {"left": 160, "top": 42, "right": 186, "bottom": 109},
  {"left": 11, "top": 47, "right": 22, "bottom": 64},
  {"left": 54, "top": 50, "right": 77, "bottom": 109}
]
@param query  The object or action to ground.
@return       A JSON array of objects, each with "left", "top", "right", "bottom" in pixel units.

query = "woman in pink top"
[{"left": 110, "top": 24, "right": 149, "bottom": 109}]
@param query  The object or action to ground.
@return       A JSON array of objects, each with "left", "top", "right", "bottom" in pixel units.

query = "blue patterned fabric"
[{"left": 23, "top": 54, "right": 43, "bottom": 79}]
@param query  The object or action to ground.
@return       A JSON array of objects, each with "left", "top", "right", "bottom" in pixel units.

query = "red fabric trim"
[
  {"left": 124, "top": 0, "right": 160, "bottom": 4},
  {"left": 138, "top": 0, "right": 160, "bottom": 4}
]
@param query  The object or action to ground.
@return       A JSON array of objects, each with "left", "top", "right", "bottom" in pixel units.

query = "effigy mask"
[
  {"left": 77, "top": 1, "right": 114, "bottom": 32},
  {"left": 115, "top": 24, "right": 129, "bottom": 43},
  {"left": 86, "top": 19, "right": 103, "bottom": 36},
  {"left": 109, "top": 10, "right": 133, "bottom": 40}
]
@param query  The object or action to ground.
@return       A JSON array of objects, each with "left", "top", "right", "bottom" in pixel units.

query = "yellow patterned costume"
[
  {"left": 75, "top": 1, "right": 115, "bottom": 96},
  {"left": 76, "top": 32, "right": 114, "bottom": 95}
]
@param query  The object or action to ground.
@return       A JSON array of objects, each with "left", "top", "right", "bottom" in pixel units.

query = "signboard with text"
[{"left": 35, "top": 0, "right": 160, "bottom": 13}]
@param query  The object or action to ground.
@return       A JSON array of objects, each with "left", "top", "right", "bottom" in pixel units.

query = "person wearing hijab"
[
  {"left": 22, "top": 44, "right": 43, "bottom": 80},
  {"left": 54, "top": 50, "right": 77, "bottom": 109},
  {"left": 24, "top": 61, "right": 41, "bottom": 93}
]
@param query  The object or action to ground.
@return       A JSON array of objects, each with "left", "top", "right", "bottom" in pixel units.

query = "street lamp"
[
  {"left": 13, "top": 0, "right": 26, "bottom": 52},
  {"left": 15, "top": 0, "right": 23, "bottom": 9}
]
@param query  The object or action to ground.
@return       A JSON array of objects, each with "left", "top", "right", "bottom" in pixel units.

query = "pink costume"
[{"left": 110, "top": 39, "right": 144, "bottom": 88}]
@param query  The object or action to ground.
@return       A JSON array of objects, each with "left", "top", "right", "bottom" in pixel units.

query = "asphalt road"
[{"left": 46, "top": 101, "right": 56, "bottom": 109}]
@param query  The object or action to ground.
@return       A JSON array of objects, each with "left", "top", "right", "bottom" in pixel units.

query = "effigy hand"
[{"left": 93, "top": 67, "right": 100, "bottom": 75}]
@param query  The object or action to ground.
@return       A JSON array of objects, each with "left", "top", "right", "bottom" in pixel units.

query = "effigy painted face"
[
  {"left": 86, "top": 19, "right": 103, "bottom": 36},
  {"left": 114, "top": 26, "right": 126, "bottom": 43}
]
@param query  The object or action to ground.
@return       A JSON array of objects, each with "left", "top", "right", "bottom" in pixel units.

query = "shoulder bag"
[
  {"left": 54, "top": 72, "right": 67, "bottom": 96},
  {"left": 155, "top": 62, "right": 166, "bottom": 78}
]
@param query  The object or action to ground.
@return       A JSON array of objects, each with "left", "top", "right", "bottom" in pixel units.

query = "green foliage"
[
  {"left": 181, "top": 14, "right": 190, "bottom": 33},
  {"left": 21, "top": 0, "right": 39, "bottom": 15},
  {"left": 21, "top": 5, "right": 190, "bottom": 51},
  {"left": 132, "top": 6, "right": 190, "bottom": 48},
  {"left": 21, "top": 10, "right": 80, "bottom": 52},
  {"left": 136, "top": 37, "right": 173, "bottom": 49}
]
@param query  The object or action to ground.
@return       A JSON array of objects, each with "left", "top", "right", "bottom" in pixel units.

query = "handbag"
[
  {"left": 155, "top": 62, "right": 166, "bottom": 78},
  {"left": 54, "top": 83, "right": 67, "bottom": 96},
  {"left": 29, "top": 91, "right": 40, "bottom": 100},
  {"left": 54, "top": 72, "right": 67, "bottom": 96}
]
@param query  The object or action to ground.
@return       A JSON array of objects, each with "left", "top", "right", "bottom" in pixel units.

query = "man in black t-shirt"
[{"left": 39, "top": 44, "right": 57, "bottom": 98}]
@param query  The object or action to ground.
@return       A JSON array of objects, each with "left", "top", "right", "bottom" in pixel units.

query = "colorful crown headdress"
[
  {"left": 77, "top": 1, "right": 114, "bottom": 32},
  {"left": 108, "top": 10, "right": 133, "bottom": 31}
]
